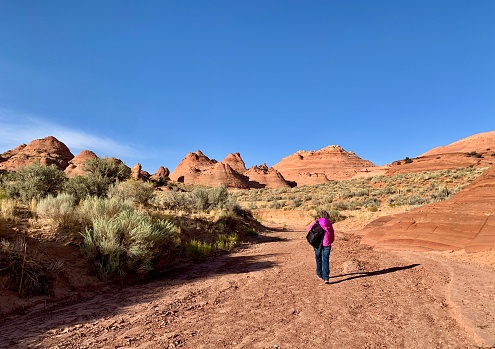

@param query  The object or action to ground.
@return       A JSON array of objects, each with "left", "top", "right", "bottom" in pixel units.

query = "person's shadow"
[{"left": 328, "top": 263, "right": 420, "bottom": 284}]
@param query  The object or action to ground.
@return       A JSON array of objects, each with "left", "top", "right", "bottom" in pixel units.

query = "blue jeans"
[{"left": 314, "top": 245, "right": 331, "bottom": 281}]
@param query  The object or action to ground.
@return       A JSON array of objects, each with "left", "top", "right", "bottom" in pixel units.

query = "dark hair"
[{"left": 316, "top": 210, "right": 330, "bottom": 219}]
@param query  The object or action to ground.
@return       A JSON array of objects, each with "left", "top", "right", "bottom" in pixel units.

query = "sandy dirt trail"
[{"left": 0, "top": 222, "right": 494, "bottom": 349}]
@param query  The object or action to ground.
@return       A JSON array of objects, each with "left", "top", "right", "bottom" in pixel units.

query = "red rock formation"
[
  {"left": 175, "top": 162, "right": 250, "bottom": 189},
  {"left": 64, "top": 150, "right": 98, "bottom": 178},
  {"left": 169, "top": 150, "right": 217, "bottom": 182},
  {"left": 361, "top": 165, "right": 495, "bottom": 252},
  {"left": 222, "top": 152, "right": 247, "bottom": 174},
  {"left": 0, "top": 136, "right": 74, "bottom": 171},
  {"left": 386, "top": 131, "right": 495, "bottom": 175},
  {"left": 130, "top": 163, "right": 150, "bottom": 181},
  {"left": 273, "top": 145, "right": 375, "bottom": 185},
  {"left": 150, "top": 166, "right": 170, "bottom": 183},
  {"left": 244, "top": 164, "right": 290, "bottom": 189},
  {"left": 421, "top": 130, "right": 495, "bottom": 156}
]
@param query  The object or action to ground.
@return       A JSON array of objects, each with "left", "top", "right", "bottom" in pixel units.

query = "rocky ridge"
[{"left": 272, "top": 145, "right": 376, "bottom": 185}]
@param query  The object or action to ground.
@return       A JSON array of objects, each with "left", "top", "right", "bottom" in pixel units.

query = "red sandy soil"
[{"left": 0, "top": 210, "right": 494, "bottom": 349}]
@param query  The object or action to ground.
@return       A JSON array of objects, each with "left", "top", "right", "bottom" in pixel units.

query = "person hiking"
[{"left": 308, "top": 210, "right": 335, "bottom": 284}]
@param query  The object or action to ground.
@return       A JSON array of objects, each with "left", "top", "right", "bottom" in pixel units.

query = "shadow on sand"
[{"left": 328, "top": 263, "right": 421, "bottom": 284}]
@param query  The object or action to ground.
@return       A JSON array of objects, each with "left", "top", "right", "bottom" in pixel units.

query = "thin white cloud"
[{"left": 0, "top": 108, "right": 145, "bottom": 160}]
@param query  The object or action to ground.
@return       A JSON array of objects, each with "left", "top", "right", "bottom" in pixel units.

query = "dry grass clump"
[
  {"left": 0, "top": 198, "right": 16, "bottom": 221},
  {"left": 0, "top": 237, "right": 62, "bottom": 297}
]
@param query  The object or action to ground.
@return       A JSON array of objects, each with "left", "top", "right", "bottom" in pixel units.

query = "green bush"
[
  {"left": 83, "top": 157, "right": 131, "bottom": 181},
  {"left": 185, "top": 240, "right": 213, "bottom": 261},
  {"left": 36, "top": 193, "right": 78, "bottom": 228},
  {"left": 78, "top": 196, "right": 132, "bottom": 226},
  {"left": 107, "top": 180, "right": 155, "bottom": 205},
  {"left": 214, "top": 233, "right": 238, "bottom": 251},
  {"left": 80, "top": 208, "right": 178, "bottom": 278},
  {"left": 2, "top": 163, "right": 66, "bottom": 202},
  {"left": 63, "top": 175, "right": 107, "bottom": 201},
  {"left": 155, "top": 185, "right": 242, "bottom": 215},
  {"left": 64, "top": 158, "right": 131, "bottom": 200}
]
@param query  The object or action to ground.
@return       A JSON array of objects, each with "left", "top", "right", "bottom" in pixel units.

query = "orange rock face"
[
  {"left": 361, "top": 165, "right": 495, "bottom": 252},
  {"left": 64, "top": 150, "right": 98, "bottom": 178},
  {"left": 244, "top": 164, "right": 290, "bottom": 189},
  {"left": 386, "top": 131, "right": 495, "bottom": 175},
  {"left": 169, "top": 150, "right": 217, "bottom": 183},
  {"left": 150, "top": 166, "right": 170, "bottom": 183},
  {"left": 273, "top": 145, "right": 376, "bottom": 185},
  {"left": 421, "top": 130, "right": 495, "bottom": 157},
  {"left": 0, "top": 136, "right": 74, "bottom": 171},
  {"left": 169, "top": 151, "right": 290, "bottom": 189},
  {"left": 222, "top": 153, "right": 247, "bottom": 173}
]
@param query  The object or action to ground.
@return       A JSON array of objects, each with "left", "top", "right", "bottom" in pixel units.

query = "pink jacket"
[{"left": 308, "top": 217, "right": 335, "bottom": 247}]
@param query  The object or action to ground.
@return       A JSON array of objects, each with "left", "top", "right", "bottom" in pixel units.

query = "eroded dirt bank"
[{"left": 0, "top": 223, "right": 494, "bottom": 349}]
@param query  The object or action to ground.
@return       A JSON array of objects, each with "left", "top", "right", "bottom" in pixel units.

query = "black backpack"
[{"left": 306, "top": 220, "right": 325, "bottom": 248}]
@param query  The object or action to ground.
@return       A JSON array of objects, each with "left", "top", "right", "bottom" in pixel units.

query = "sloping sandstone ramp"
[{"left": 362, "top": 165, "right": 495, "bottom": 252}]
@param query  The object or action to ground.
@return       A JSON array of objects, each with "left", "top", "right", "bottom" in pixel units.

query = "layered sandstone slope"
[
  {"left": 421, "top": 130, "right": 495, "bottom": 156},
  {"left": 169, "top": 150, "right": 217, "bottom": 183},
  {"left": 0, "top": 136, "right": 74, "bottom": 171},
  {"left": 182, "top": 162, "right": 250, "bottom": 189},
  {"left": 244, "top": 164, "right": 290, "bottom": 189},
  {"left": 361, "top": 165, "right": 495, "bottom": 252},
  {"left": 386, "top": 131, "right": 495, "bottom": 175},
  {"left": 273, "top": 145, "right": 376, "bottom": 185}
]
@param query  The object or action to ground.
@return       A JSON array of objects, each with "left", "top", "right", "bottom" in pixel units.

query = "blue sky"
[{"left": 1, "top": 1, "right": 494, "bottom": 174}]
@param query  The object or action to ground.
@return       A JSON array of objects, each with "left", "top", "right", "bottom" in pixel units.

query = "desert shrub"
[
  {"left": 430, "top": 187, "right": 451, "bottom": 201},
  {"left": 269, "top": 200, "right": 284, "bottom": 209},
  {"left": 404, "top": 157, "right": 413, "bottom": 164},
  {"left": 63, "top": 158, "right": 131, "bottom": 200},
  {"left": 80, "top": 208, "right": 178, "bottom": 278},
  {"left": 78, "top": 196, "right": 132, "bottom": 226},
  {"left": 468, "top": 151, "right": 482, "bottom": 158},
  {"left": 155, "top": 185, "right": 241, "bottom": 215},
  {"left": 332, "top": 201, "right": 351, "bottom": 211},
  {"left": 36, "top": 193, "right": 78, "bottom": 228},
  {"left": 2, "top": 163, "right": 66, "bottom": 202},
  {"left": 245, "top": 228, "right": 259, "bottom": 237},
  {"left": 361, "top": 197, "right": 380, "bottom": 208},
  {"left": 214, "top": 233, "right": 238, "bottom": 251},
  {"left": 191, "top": 187, "right": 210, "bottom": 211},
  {"left": 290, "top": 198, "right": 304, "bottom": 208},
  {"left": 0, "top": 237, "right": 62, "bottom": 297},
  {"left": 83, "top": 157, "right": 131, "bottom": 181},
  {"left": 63, "top": 175, "right": 107, "bottom": 202},
  {"left": 328, "top": 209, "right": 344, "bottom": 223},
  {"left": 185, "top": 240, "right": 213, "bottom": 261},
  {"left": 107, "top": 180, "right": 155, "bottom": 205},
  {"left": 155, "top": 190, "right": 194, "bottom": 213},
  {"left": 207, "top": 185, "right": 235, "bottom": 210}
]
